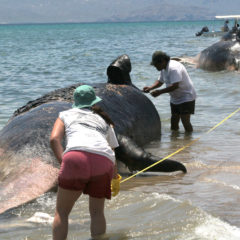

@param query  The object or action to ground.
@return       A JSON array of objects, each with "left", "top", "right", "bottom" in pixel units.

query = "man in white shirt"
[{"left": 143, "top": 51, "right": 196, "bottom": 132}]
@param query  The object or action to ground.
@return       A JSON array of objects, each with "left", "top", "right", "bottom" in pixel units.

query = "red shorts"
[{"left": 58, "top": 150, "right": 114, "bottom": 199}]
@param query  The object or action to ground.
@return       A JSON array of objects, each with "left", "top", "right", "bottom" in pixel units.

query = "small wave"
[
  {"left": 1, "top": 191, "right": 239, "bottom": 240},
  {"left": 203, "top": 177, "right": 240, "bottom": 191},
  {"left": 105, "top": 191, "right": 240, "bottom": 240},
  {"left": 192, "top": 216, "right": 240, "bottom": 240}
]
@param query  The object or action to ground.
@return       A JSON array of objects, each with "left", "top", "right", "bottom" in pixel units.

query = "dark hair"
[
  {"left": 151, "top": 51, "right": 170, "bottom": 65},
  {"left": 91, "top": 105, "right": 114, "bottom": 126}
]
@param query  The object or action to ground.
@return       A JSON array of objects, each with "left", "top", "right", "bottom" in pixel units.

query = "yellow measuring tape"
[{"left": 120, "top": 107, "right": 240, "bottom": 184}]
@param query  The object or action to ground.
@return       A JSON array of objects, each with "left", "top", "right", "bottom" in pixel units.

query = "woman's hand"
[{"left": 111, "top": 174, "right": 122, "bottom": 197}]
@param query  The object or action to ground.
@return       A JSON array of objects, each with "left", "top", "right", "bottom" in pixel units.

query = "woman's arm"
[
  {"left": 112, "top": 160, "right": 118, "bottom": 179},
  {"left": 50, "top": 118, "right": 65, "bottom": 164}
]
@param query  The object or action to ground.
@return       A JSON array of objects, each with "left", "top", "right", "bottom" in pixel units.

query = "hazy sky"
[{"left": 1, "top": 0, "right": 240, "bottom": 24}]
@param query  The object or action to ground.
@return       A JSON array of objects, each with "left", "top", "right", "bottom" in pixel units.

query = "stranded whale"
[
  {"left": 196, "top": 36, "right": 240, "bottom": 71},
  {"left": 0, "top": 55, "right": 186, "bottom": 214},
  {"left": 175, "top": 31, "right": 240, "bottom": 71}
]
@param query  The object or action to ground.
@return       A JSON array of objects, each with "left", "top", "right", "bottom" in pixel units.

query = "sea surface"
[{"left": 0, "top": 20, "right": 240, "bottom": 240}]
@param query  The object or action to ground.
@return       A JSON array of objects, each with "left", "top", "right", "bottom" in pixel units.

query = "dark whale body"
[
  {"left": 174, "top": 32, "right": 240, "bottom": 72},
  {"left": 0, "top": 55, "right": 186, "bottom": 214},
  {"left": 196, "top": 39, "right": 240, "bottom": 71},
  {"left": 196, "top": 31, "right": 240, "bottom": 71}
]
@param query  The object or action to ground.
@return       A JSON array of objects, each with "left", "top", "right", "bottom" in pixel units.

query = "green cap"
[{"left": 72, "top": 85, "right": 102, "bottom": 109}]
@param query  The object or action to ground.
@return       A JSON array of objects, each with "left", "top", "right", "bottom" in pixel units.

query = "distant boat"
[
  {"left": 215, "top": 15, "right": 240, "bottom": 20},
  {"left": 199, "top": 15, "right": 240, "bottom": 37},
  {"left": 201, "top": 31, "right": 226, "bottom": 37}
]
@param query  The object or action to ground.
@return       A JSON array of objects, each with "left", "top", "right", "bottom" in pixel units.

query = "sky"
[{"left": 1, "top": 0, "right": 240, "bottom": 24}]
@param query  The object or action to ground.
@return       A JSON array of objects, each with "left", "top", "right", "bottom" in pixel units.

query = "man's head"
[{"left": 150, "top": 51, "right": 170, "bottom": 71}]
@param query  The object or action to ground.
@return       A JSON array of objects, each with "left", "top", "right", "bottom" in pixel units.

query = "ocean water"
[{"left": 0, "top": 20, "right": 240, "bottom": 240}]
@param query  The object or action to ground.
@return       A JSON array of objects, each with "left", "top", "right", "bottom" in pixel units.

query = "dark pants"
[
  {"left": 170, "top": 100, "right": 195, "bottom": 132},
  {"left": 170, "top": 100, "right": 195, "bottom": 115}
]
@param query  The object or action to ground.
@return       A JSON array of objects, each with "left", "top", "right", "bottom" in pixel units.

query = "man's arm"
[
  {"left": 143, "top": 80, "right": 163, "bottom": 93},
  {"left": 150, "top": 82, "right": 179, "bottom": 97}
]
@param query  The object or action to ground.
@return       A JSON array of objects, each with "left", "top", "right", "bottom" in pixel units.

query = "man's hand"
[
  {"left": 142, "top": 87, "right": 151, "bottom": 93},
  {"left": 150, "top": 90, "right": 161, "bottom": 97}
]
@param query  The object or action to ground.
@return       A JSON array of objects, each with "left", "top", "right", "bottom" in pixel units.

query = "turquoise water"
[
  {"left": 0, "top": 20, "right": 222, "bottom": 127},
  {"left": 0, "top": 21, "right": 240, "bottom": 240}
]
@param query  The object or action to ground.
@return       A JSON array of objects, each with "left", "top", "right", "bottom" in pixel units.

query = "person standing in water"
[
  {"left": 143, "top": 51, "right": 196, "bottom": 132},
  {"left": 50, "top": 85, "right": 121, "bottom": 240},
  {"left": 223, "top": 19, "right": 229, "bottom": 32}
]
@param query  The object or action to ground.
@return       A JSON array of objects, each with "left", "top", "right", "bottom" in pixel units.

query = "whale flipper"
[{"left": 115, "top": 135, "right": 187, "bottom": 173}]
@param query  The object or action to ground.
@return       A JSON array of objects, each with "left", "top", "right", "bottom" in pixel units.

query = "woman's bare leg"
[
  {"left": 53, "top": 187, "right": 82, "bottom": 240},
  {"left": 89, "top": 197, "right": 106, "bottom": 238}
]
